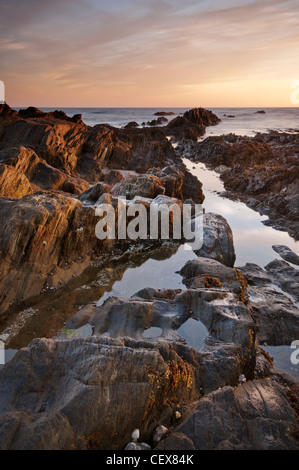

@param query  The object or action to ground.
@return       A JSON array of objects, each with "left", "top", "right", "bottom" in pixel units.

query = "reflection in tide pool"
[
  {"left": 142, "top": 327, "right": 163, "bottom": 339},
  {"left": 0, "top": 349, "right": 18, "bottom": 370},
  {"left": 184, "top": 159, "right": 299, "bottom": 268},
  {"left": 263, "top": 345, "right": 299, "bottom": 378},
  {"left": 177, "top": 318, "right": 208, "bottom": 352},
  {"left": 97, "top": 244, "right": 197, "bottom": 306}
]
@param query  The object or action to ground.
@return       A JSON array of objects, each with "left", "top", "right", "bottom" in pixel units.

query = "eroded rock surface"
[
  {"left": 0, "top": 337, "right": 198, "bottom": 450},
  {"left": 156, "top": 378, "right": 299, "bottom": 450}
]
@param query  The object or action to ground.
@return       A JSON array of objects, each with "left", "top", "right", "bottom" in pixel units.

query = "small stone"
[
  {"left": 131, "top": 428, "right": 140, "bottom": 442},
  {"left": 239, "top": 374, "right": 247, "bottom": 384},
  {"left": 124, "top": 442, "right": 141, "bottom": 450},
  {"left": 175, "top": 411, "right": 182, "bottom": 420},
  {"left": 140, "top": 442, "right": 151, "bottom": 450},
  {"left": 153, "top": 425, "right": 168, "bottom": 443}
]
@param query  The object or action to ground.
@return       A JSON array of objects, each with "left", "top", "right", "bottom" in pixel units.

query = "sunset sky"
[{"left": 1, "top": 0, "right": 298, "bottom": 107}]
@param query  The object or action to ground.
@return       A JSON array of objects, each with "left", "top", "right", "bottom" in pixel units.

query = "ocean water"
[{"left": 38, "top": 107, "right": 299, "bottom": 136}]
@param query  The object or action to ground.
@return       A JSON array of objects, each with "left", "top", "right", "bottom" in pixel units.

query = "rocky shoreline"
[
  {"left": 177, "top": 131, "right": 299, "bottom": 240},
  {"left": 0, "top": 104, "right": 298, "bottom": 450}
]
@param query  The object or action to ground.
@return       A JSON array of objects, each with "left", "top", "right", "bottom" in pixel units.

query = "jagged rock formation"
[{"left": 178, "top": 131, "right": 299, "bottom": 239}]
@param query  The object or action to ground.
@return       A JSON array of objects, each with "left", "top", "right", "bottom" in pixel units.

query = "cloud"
[{"left": 1, "top": 0, "right": 298, "bottom": 106}]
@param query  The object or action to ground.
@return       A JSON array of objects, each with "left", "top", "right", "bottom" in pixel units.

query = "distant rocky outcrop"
[
  {"left": 124, "top": 121, "right": 139, "bottom": 129},
  {"left": 144, "top": 117, "right": 168, "bottom": 126},
  {"left": 166, "top": 108, "right": 221, "bottom": 141},
  {"left": 154, "top": 112, "right": 176, "bottom": 116}
]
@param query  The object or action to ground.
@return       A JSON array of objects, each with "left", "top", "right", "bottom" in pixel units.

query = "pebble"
[
  {"left": 153, "top": 425, "right": 168, "bottom": 442},
  {"left": 131, "top": 428, "right": 140, "bottom": 442}
]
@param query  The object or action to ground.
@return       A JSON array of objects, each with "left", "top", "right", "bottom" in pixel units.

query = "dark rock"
[
  {"left": 18, "top": 106, "right": 45, "bottom": 119},
  {"left": 166, "top": 116, "right": 206, "bottom": 142},
  {"left": 111, "top": 174, "right": 165, "bottom": 199},
  {"left": 183, "top": 132, "right": 299, "bottom": 240},
  {"left": 240, "top": 262, "right": 299, "bottom": 344},
  {"left": 194, "top": 213, "right": 236, "bottom": 267},
  {"left": 0, "top": 146, "right": 89, "bottom": 196},
  {"left": 124, "top": 121, "right": 139, "bottom": 129},
  {"left": 0, "top": 192, "right": 103, "bottom": 315},
  {"left": 180, "top": 257, "right": 247, "bottom": 300},
  {"left": 0, "top": 336, "right": 199, "bottom": 450},
  {"left": 183, "top": 108, "right": 221, "bottom": 127},
  {"left": 146, "top": 117, "right": 168, "bottom": 126},
  {"left": 161, "top": 379, "right": 299, "bottom": 449},
  {"left": 272, "top": 245, "right": 299, "bottom": 266},
  {"left": 155, "top": 432, "right": 196, "bottom": 450},
  {"left": 78, "top": 182, "right": 111, "bottom": 204},
  {"left": 147, "top": 164, "right": 205, "bottom": 203},
  {"left": 153, "top": 112, "right": 176, "bottom": 116},
  {"left": 0, "top": 108, "right": 179, "bottom": 179},
  {"left": 0, "top": 103, "right": 18, "bottom": 117},
  {"left": 265, "top": 259, "right": 299, "bottom": 303},
  {"left": 165, "top": 107, "right": 221, "bottom": 142}
]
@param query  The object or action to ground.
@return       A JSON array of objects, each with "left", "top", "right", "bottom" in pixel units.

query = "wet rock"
[
  {"left": 272, "top": 245, "right": 299, "bottom": 266},
  {"left": 79, "top": 125, "right": 178, "bottom": 176},
  {"left": 155, "top": 432, "right": 196, "bottom": 450},
  {"left": 0, "top": 146, "right": 89, "bottom": 196},
  {"left": 0, "top": 192, "right": 103, "bottom": 315},
  {"left": 111, "top": 174, "right": 165, "bottom": 200},
  {"left": 148, "top": 163, "right": 204, "bottom": 203},
  {"left": 180, "top": 257, "right": 247, "bottom": 300},
  {"left": 166, "top": 116, "right": 206, "bottom": 142},
  {"left": 154, "top": 112, "right": 175, "bottom": 116},
  {"left": 146, "top": 117, "right": 168, "bottom": 126},
  {"left": 78, "top": 182, "right": 111, "bottom": 204},
  {"left": 0, "top": 103, "right": 18, "bottom": 117},
  {"left": 165, "top": 108, "right": 221, "bottom": 142},
  {"left": 194, "top": 213, "right": 236, "bottom": 267},
  {"left": 124, "top": 122, "right": 139, "bottom": 129},
  {"left": 0, "top": 336, "right": 198, "bottom": 450},
  {"left": 67, "top": 270, "right": 256, "bottom": 394},
  {"left": 239, "top": 262, "right": 299, "bottom": 345},
  {"left": 139, "top": 442, "right": 151, "bottom": 450},
  {"left": 183, "top": 108, "right": 221, "bottom": 127},
  {"left": 265, "top": 259, "right": 299, "bottom": 303},
  {"left": 159, "top": 379, "right": 299, "bottom": 450},
  {"left": 0, "top": 163, "right": 33, "bottom": 198},
  {"left": 183, "top": 132, "right": 299, "bottom": 240},
  {"left": 0, "top": 105, "right": 179, "bottom": 179},
  {"left": 125, "top": 442, "right": 141, "bottom": 450}
]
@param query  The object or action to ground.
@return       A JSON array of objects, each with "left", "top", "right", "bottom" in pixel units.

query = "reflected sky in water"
[{"left": 184, "top": 159, "right": 299, "bottom": 268}]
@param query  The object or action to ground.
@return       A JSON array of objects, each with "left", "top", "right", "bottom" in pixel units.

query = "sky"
[{"left": 0, "top": 0, "right": 298, "bottom": 107}]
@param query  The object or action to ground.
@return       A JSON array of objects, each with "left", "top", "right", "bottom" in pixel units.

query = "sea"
[{"left": 37, "top": 107, "right": 299, "bottom": 137}]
